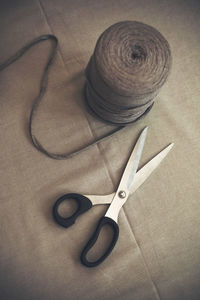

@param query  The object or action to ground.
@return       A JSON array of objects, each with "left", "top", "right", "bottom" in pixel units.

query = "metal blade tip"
[
  {"left": 143, "top": 126, "right": 148, "bottom": 133},
  {"left": 168, "top": 143, "right": 174, "bottom": 150},
  {"left": 140, "top": 126, "right": 148, "bottom": 138}
]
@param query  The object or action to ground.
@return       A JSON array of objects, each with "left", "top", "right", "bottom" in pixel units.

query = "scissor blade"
[
  {"left": 105, "top": 127, "right": 148, "bottom": 222},
  {"left": 130, "top": 142, "right": 174, "bottom": 194},
  {"left": 118, "top": 127, "right": 148, "bottom": 193},
  {"left": 87, "top": 143, "right": 174, "bottom": 205}
]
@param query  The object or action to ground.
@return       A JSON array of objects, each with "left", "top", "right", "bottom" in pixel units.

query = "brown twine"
[
  {"left": 85, "top": 21, "right": 172, "bottom": 125},
  {"left": 0, "top": 21, "right": 171, "bottom": 160}
]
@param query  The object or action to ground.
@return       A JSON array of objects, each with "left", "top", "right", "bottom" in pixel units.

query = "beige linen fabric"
[{"left": 0, "top": 0, "right": 200, "bottom": 299}]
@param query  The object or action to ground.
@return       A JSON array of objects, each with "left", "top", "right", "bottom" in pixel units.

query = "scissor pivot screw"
[{"left": 118, "top": 191, "right": 126, "bottom": 199}]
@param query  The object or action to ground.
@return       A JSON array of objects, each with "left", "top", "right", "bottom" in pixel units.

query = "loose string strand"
[
  {"left": 0, "top": 34, "right": 124, "bottom": 159},
  {"left": 0, "top": 22, "right": 171, "bottom": 160}
]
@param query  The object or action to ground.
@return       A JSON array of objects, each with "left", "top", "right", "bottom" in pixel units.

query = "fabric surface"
[{"left": 0, "top": 0, "right": 200, "bottom": 299}]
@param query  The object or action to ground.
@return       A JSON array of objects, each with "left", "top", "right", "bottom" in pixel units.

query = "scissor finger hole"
[
  {"left": 86, "top": 224, "right": 114, "bottom": 262},
  {"left": 57, "top": 198, "right": 78, "bottom": 218}
]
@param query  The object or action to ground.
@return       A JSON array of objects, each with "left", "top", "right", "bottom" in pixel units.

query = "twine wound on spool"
[
  {"left": 0, "top": 21, "right": 172, "bottom": 160},
  {"left": 85, "top": 21, "right": 172, "bottom": 125}
]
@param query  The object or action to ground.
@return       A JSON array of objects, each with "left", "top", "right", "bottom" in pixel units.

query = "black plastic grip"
[
  {"left": 53, "top": 193, "right": 92, "bottom": 228},
  {"left": 80, "top": 216, "right": 119, "bottom": 267}
]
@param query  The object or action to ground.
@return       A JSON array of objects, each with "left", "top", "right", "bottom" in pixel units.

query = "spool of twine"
[
  {"left": 0, "top": 21, "right": 172, "bottom": 159},
  {"left": 85, "top": 21, "right": 172, "bottom": 125}
]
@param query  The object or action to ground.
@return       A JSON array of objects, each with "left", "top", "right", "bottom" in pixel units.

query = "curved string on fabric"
[
  {"left": 0, "top": 34, "right": 125, "bottom": 160},
  {"left": 0, "top": 22, "right": 171, "bottom": 160}
]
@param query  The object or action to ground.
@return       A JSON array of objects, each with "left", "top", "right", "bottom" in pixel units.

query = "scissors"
[{"left": 53, "top": 127, "right": 174, "bottom": 267}]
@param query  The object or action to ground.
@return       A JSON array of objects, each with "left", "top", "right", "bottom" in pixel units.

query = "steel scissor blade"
[
  {"left": 105, "top": 127, "right": 148, "bottom": 222},
  {"left": 118, "top": 127, "right": 148, "bottom": 193},
  {"left": 88, "top": 143, "right": 174, "bottom": 206},
  {"left": 130, "top": 142, "right": 174, "bottom": 194}
]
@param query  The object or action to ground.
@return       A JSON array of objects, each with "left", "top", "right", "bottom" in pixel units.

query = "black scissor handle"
[
  {"left": 80, "top": 216, "right": 119, "bottom": 267},
  {"left": 53, "top": 193, "right": 92, "bottom": 228}
]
